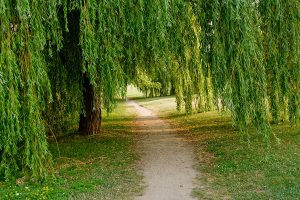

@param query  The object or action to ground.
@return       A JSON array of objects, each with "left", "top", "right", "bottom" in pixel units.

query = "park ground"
[{"left": 0, "top": 88, "right": 299, "bottom": 199}]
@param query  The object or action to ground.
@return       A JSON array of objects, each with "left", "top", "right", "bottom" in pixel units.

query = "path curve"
[{"left": 128, "top": 101, "right": 197, "bottom": 200}]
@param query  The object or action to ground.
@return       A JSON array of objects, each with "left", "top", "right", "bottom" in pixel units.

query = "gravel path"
[{"left": 129, "top": 101, "right": 197, "bottom": 200}]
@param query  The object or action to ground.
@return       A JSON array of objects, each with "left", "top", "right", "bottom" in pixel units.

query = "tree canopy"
[{"left": 0, "top": 0, "right": 299, "bottom": 180}]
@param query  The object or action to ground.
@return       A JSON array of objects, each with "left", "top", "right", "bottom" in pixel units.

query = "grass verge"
[
  {"left": 0, "top": 102, "right": 142, "bottom": 200},
  {"left": 135, "top": 96, "right": 300, "bottom": 200}
]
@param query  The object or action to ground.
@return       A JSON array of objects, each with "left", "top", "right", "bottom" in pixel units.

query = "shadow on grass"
[
  {"left": 170, "top": 114, "right": 300, "bottom": 200},
  {"left": 0, "top": 110, "right": 142, "bottom": 200}
]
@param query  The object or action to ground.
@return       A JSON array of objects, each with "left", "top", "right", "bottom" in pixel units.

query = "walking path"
[{"left": 128, "top": 101, "right": 197, "bottom": 200}]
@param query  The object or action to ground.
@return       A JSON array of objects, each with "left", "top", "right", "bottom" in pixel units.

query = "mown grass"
[
  {"left": 135, "top": 96, "right": 300, "bottom": 200},
  {"left": 126, "top": 85, "right": 145, "bottom": 99},
  {"left": 0, "top": 102, "right": 142, "bottom": 200}
]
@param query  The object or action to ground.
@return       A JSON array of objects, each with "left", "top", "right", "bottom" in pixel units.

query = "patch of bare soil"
[{"left": 129, "top": 101, "right": 197, "bottom": 200}]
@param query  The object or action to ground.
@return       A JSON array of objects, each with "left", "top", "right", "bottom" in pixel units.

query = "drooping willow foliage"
[
  {"left": 133, "top": 68, "right": 162, "bottom": 97},
  {"left": 0, "top": 0, "right": 299, "bottom": 180},
  {"left": 259, "top": 0, "right": 300, "bottom": 124},
  {"left": 194, "top": 0, "right": 299, "bottom": 135},
  {"left": 196, "top": 0, "right": 271, "bottom": 135},
  {"left": 0, "top": 0, "right": 62, "bottom": 180}
]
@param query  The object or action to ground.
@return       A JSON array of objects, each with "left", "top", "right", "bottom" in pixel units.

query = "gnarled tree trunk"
[
  {"left": 61, "top": 8, "right": 102, "bottom": 136},
  {"left": 79, "top": 73, "right": 102, "bottom": 135}
]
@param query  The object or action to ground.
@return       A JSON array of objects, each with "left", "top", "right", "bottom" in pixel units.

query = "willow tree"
[
  {"left": 0, "top": 0, "right": 299, "bottom": 181},
  {"left": 0, "top": 0, "right": 62, "bottom": 180},
  {"left": 46, "top": 0, "right": 172, "bottom": 135},
  {"left": 193, "top": 0, "right": 299, "bottom": 138},
  {"left": 0, "top": 0, "right": 173, "bottom": 180},
  {"left": 195, "top": 0, "right": 270, "bottom": 137},
  {"left": 259, "top": 0, "right": 300, "bottom": 124}
]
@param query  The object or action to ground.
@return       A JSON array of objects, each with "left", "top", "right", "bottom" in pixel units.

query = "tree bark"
[
  {"left": 59, "top": 8, "right": 102, "bottom": 136},
  {"left": 79, "top": 73, "right": 102, "bottom": 135}
]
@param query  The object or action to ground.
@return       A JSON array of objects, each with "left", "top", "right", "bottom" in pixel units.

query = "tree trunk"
[
  {"left": 79, "top": 73, "right": 102, "bottom": 135},
  {"left": 60, "top": 8, "right": 102, "bottom": 136}
]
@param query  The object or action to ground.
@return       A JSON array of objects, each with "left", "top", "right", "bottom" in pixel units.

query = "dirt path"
[{"left": 128, "top": 101, "right": 197, "bottom": 200}]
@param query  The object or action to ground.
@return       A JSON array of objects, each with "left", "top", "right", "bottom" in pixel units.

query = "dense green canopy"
[{"left": 0, "top": 0, "right": 299, "bottom": 180}]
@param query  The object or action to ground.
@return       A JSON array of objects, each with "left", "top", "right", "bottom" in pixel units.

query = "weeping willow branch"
[{"left": 0, "top": 0, "right": 299, "bottom": 180}]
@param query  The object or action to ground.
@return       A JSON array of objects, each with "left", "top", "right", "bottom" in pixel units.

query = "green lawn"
[
  {"left": 1, "top": 96, "right": 299, "bottom": 200},
  {"left": 135, "top": 96, "right": 300, "bottom": 200},
  {"left": 0, "top": 102, "right": 142, "bottom": 200},
  {"left": 127, "top": 85, "right": 145, "bottom": 99}
]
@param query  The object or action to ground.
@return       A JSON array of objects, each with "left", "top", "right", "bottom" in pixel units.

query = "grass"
[
  {"left": 1, "top": 95, "right": 299, "bottom": 199},
  {"left": 135, "top": 96, "right": 300, "bottom": 200},
  {"left": 0, "top": 102, "right": 142, "bottom": 200},
  {"left": 127, "top": 85, "right": 145, "bottom": 99}
]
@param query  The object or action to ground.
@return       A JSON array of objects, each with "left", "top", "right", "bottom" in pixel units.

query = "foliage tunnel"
[{"left": 0, "top": 0, "right": 299, "bottom": 180}]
